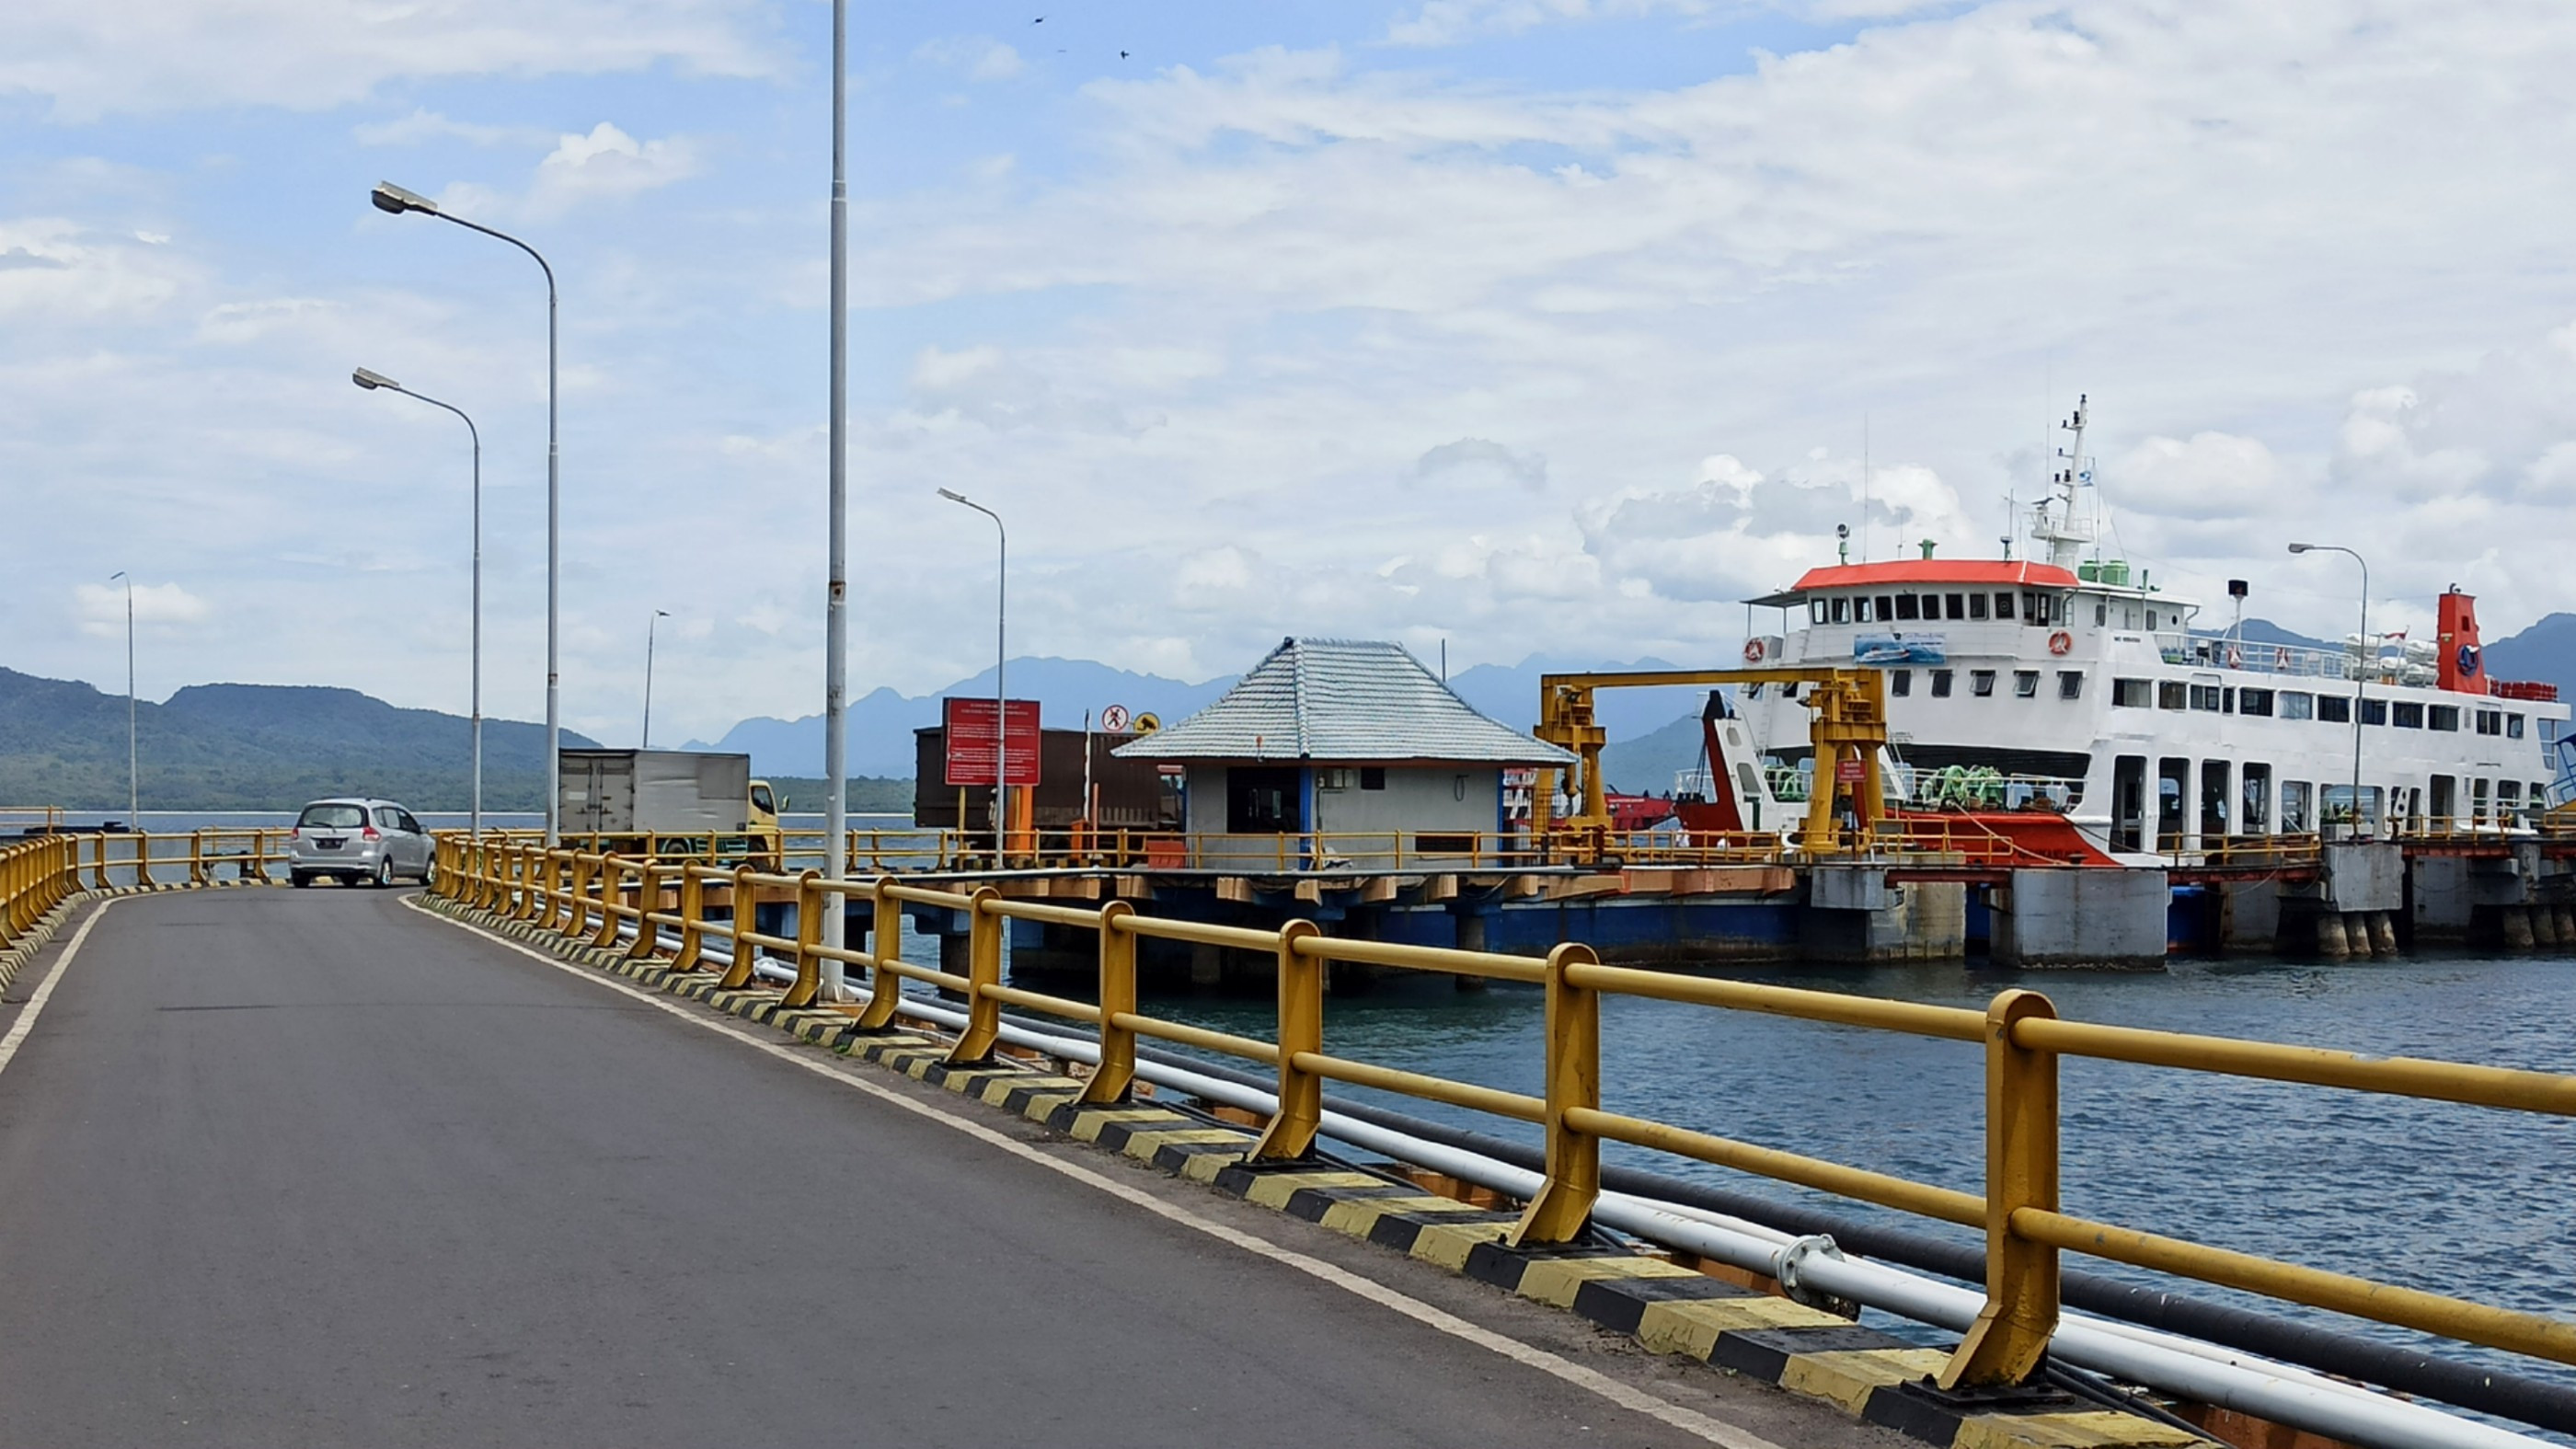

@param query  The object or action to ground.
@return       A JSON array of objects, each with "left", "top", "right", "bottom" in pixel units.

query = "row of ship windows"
[
  {"left": 1810, "top": 591, "right": 2076, "bottom": 626},
  {"left": 2110, "top": 680, "right": 2528, "bottom": 736},
  {"left": 2121, "top": 758, "right": 2548, "bottom": 837},
  {"left": 1884, "top": 669, "right": 2547, "bottom": 740}
]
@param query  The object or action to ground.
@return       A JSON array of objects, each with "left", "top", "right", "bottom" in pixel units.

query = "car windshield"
[{"left": 297, "top": 803, "right": 366, "bottom": 830}]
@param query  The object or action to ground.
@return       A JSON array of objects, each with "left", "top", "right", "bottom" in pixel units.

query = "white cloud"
[
  {"left": 75, "top": 580, "right": 209, "bottom": 634},
  {"left": 526, "top": 123, "right": 702, "bottom": 215},
  {"left": 0, "top": 219, "right": 190, "bottom": 318},
  {"left": 0, "top": 0, "right": 782, "bottom": 121},
  {"left": 352, "top": 109, "right": 555, "bottom": 148},
  {"left": 1410, "top": 437, "right": 1548, "bottom": 490},
  {"left": 2109, "top": 432, "right": 2284, "bottom": 520},
  {"left": 916, "top": 36, "right": 1026, "bottom": 82}
]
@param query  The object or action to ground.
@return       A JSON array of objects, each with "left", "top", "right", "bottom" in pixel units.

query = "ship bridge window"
[
  {"left": 2392, "top": 701, "right": 2425, "bottom": 729},
  {"left": 2014, "top": 670, "right": 2041, "bottom": 698},
  {"left": 2428, "top": 704, "right": 2459, "bottom": 731},
  {"left": 1811, "top": 599, "right": 1828, "bottom": 625},
  {"left": 2361, "top": 698, "right": 2388, "bottom": 726},
  {"left": 2476, "top": 709, "right": 2504, "bottom": 736},
  {"left": 2317, "top": 695, "right": 2351, "bottom": 723},
  {"left": 1878, "top": 594, "right": 1897, "bottom": 620},
  {"left": 1995, "top": 591, "right": 2017, "bottom": 619},
  {"left": 1972, "top": 670, "right": 1997, "bottom": 697},
  {"left": 2058, "top": 671, "right": 2085, "bottom": 700},
  {"left": 2240, "top": 687, "right": 2274, "bottom": 717},
  {"left": 2112, "top": 678, "right": 2151, "bottom": 707},
  {"left": 2157, "top": 681, "right": 2187, "bottom": 710},
  {"left": 1930, "top": 669, "right": 1954, "bottom": 697},
  {"left": 1831, "top": 596, "right": 1849, "bottom": 624},
  {"left": 1856, "top": 596, "right": 1875, "bottom": 623},
  {"left": 1969, "top": 592, "right": 1989, "bottom": 621},
  {"left": 1895, "top": 594, "right": 1920, "bottom": 621},
  {"left": 2283, "top": 691, "right": 2315, "bottom": 720},
  {"left": 1946, "top": 592, "right": 1966, "bottom": 620},
  {"left": 2509, "top": 714, "right": 2526, "bottom": 739}
]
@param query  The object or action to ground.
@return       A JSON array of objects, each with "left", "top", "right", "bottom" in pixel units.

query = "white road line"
[
  {"left": 407, "top": 899, "right": 1788, "bottom": 1449},
  {"left": 0, "top": 900, "right": 117, "bottom": 1084}
]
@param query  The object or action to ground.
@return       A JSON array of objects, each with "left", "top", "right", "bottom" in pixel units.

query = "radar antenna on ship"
[{"left": 2030, "top": 393, "right": 2101, "bottom": 569}]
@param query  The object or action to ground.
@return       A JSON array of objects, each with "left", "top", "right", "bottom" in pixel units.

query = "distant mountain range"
[
  {"left": 14, "top": 611, "right": 2575, "bottom": 809},
  {"left": 0, "top": 668, "right": 596, "bottom": 812}
]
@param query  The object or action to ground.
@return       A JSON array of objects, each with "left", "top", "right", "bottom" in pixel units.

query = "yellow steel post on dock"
[
  {"left": 948, "top": 886, "right": 1005, "bottom": 1064},
  {"left": 552, "top": 851, "right": 584, "bottom": 935},
  {"left": 673, "top": 865, "right": 707, "bottom": 972},
  {"left": 1250, "top": 920, "right": 1324, "bottom": 1161},
  {"left": 782, "top": 869, "right": 824, "bottom": 1009},
  {"left": 1512, "top": 941, "right": 1603, "bottom": 1246},
  {"left": 627, "top": 860, "right": 664, "bottom": 960},
  {"left": 857, "top": 877, "right": 905, "bottom": 1031},
  {"left": 716, "top": 865, "right": 760, "bottom": 991},
  {"left": 1942, "top": 988, "right": 2062, "bottom": 1388},
  {"left": 1080, "top": 900, "right": 1139, "bottom": 1104},
  {"left": 592, "top": 857, "right": 625, "bottom": 949},
  {"left": 132, "top": 832, "right": 153, "bottom": 889}
]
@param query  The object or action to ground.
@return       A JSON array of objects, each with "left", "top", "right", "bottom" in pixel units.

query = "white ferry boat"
[{"left": 1679, "top": 398, "right": 2570, "bottom": 862}]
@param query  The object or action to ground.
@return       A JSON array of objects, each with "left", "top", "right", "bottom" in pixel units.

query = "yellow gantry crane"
[{"left": 1531, "top": 667, "right": 1890, "bottom": 857}]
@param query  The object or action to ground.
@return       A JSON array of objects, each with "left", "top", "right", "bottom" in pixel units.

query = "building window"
[
  {"left": 2361, "top": 698, "right": 2388, "bottom": 726},
  {"left": 2240, "top": 688, "right": 2274, "bottom": 718},
  {"left": 2475, "top": 709, "right": 2503, "bottom": 736},
  {"left": 2157, "top": 681, "right": 2188, "bottom": 710},
  {"left": 1946, "top": 592, "right": 1966, "bottom": 620},
  {"left": 1930, "top": 670, "right": 1954, "bottom": 698},
  {"left": 1896, "top": 594, "right": 1921, "bottom": 621},
  {"left": 2112, "top": 678, "right": 2151, "bottom": 707},
  {"left": 2282, "top": 691, "right": 2315, "bottom": 720},
  {"left": 2317, "top": 695, "right": 2352, "bottom": 723},
  {"left": 2014, "top": 670, "right": 2041, "bottom": 698},
  {"left": 2058, "top": 671, "right": 2084, "bottom": 700},
  {"left": 1360, "top": 767, "right": 1386, "bottom": 790},
  {"left": 1892, "top": 669, "right": 1913, "bottom": 696},
  {"left": 2428, "top": 705, "right": 2459, "bottom": 731},
  {"left": 1972, "top": 670, "right": 1997, "bottom": 697},
  {"left": 1968, "top": 592, "right": 1989, "bottom": 621},
  {"left": 2188, "top": 684, "right": 2223, "bottom": 711},
  {"left": 2392, "top": 701, "right": 2425, "bottom": 729},
  {"left": 2508, "top": 714, "right": 2526, "bottom": 739}
]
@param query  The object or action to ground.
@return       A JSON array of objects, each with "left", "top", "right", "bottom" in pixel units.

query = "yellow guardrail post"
[
  {"left": 187, "top": 830, "right": 207, "bottom": 886},
  {"left": 783, "top": 869, "right": 824, "bottom": 1009},
  {"left": 1250, "top": 920, "right": 1324, "bottom": 1161},
  {"left": 89, "top": 834, "right": 110, "bottom": 891},
  {"left": 133, "top": 832, "right": 154, "bottom": 889},
  {"left": 591, "top": 857, "right": 625, "bottom": 949},
  {"left": 716, "top": 865, "right": 760, "bottom": 991},
  {"left": 1512, "top": 941, "right": 1603, "bottom": 1246},
  {"left": 1080, "top": 900, "right": 1139, "bottom": 1104},
  {"left": 627, "top": 860, "right": 665, "bottom": 960},
  {"left": 555, "top": 851, "right": 587, "bottom": 936},
  {"left": 857, "top": 878, "right": 905, "bottom": 1031},
  {"left": 948, "top": 886, "right": 1005, "bottom": 1064},
  {"left": 673, "top": 865, "right": 707, "bottom": 972},
  {"left": 1941, "top": 987, "right": 2062, "bottom": 1388}
]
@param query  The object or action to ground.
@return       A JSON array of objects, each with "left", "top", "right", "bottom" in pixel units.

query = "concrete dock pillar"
[
  {"left": 937, "top": 931, "right": 972, "bottom": 1000},
  {"left": 2368, "top": 912, "right": 2398, "bottom": 956},
  {"left": 2505, "top": 907, "right": 2538, "bottom": 950},
  {"left": 2535, "top": 905, "right": 2563, "bottom": 948},
  {"left": 2557, "top": 905, "right": 2576, "bottom": 947},
  {"left": 1991, "top": 868, "right": 2168, "bottom": 970},
  {"left": 2316, "top": 911, "right": 2352, "bottom": 959},
  {"left": 1190, "top": 942, "right": 1223, "bottom": 986}
]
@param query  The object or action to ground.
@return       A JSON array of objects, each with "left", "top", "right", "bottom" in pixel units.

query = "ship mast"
[{"left": 2030, "top": 393, "right": 2100, "bottom": 570}]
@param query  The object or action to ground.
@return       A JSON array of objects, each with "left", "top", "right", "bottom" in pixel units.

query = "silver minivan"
[{"left": 288, "top": 798, "right": 434, "bottom": 888}]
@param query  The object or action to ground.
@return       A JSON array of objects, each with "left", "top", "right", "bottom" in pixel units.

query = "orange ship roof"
[{"left": 1786, "top": 560, "right": 2082, "bottom": 592}]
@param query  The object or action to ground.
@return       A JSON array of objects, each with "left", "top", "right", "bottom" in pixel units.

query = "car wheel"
[
  {"left": 291, "top": 870, "right": 312, "bottom": 889},
  {"left": 374, "top": 857, "right": 396, "bottom": 889}
]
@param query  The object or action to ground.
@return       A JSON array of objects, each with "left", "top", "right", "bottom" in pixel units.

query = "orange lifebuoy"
[
  {"left": 1742, "top": 638, "right": 1765, "bottom": 664},
  {"left": 2047, "top": 630, "right": 2073, "bottom": 656}
]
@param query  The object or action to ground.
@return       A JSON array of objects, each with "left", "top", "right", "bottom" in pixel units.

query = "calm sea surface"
[{"left": 48, "top": 811, "right": 2575, "bottom": 1432}]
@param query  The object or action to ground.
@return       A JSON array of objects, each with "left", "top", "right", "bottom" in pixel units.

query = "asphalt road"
[{"left": 0, "top": 886, "right": 1910, "bottom": 1448}]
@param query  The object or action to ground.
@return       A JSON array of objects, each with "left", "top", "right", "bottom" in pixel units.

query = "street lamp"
[
  {"left": 2289, "top": 542, "right": 2368, "bottom": 837},
  {"left": 372, "top": 180, "right": 561, "bottom": 845},
  {"left": 938, "top": 489, "right": 1007, "bottom": 860},
  {"left": 643, "top": 610, "right": 671, "bottom": 748},
  {"left": 354, "top": 367, "right": 485, "bottom": 838},
  {"left": 821, "top": 0, "right": 853, "bottom": 993},
  {"left": 107, "top": 570, "right": 135, "bottom": 828}
]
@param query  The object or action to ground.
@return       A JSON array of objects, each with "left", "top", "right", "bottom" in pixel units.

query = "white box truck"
[{"left": 558, "top": 749, "right": 782, "bottom": 858}]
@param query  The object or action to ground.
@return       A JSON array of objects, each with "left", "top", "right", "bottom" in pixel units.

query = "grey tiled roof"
[{"left": 1112, "top": 638, "right": 1575, "bottom": 765}]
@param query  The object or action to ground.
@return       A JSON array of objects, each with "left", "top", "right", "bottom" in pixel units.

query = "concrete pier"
[{"left": 1991, "top": 868, "right": 2168, "bottom": 970}]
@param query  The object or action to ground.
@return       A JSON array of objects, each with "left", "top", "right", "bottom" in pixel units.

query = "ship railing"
[
  {"left": 428, "top": 834, "right": 2576, "bottom": 1398},
  {"left": 2154, "top": 632, "right": 2361, "bottom": 679},
  {"left": 2157, "top": 833, "right": 2326, "bottom": 868}
]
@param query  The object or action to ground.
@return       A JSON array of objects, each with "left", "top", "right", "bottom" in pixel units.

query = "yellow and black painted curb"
[{"left": 423, "top": 893, "right": 2197, "bottom": 1449}]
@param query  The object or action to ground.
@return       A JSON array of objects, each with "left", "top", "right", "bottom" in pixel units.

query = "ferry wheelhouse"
[{"left": 1681, "top": 401, "right": 2570, "bottom": 860}]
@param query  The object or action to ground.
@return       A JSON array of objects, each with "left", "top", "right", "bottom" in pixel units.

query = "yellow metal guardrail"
[
  {"left": 436, "top": 831, "right": 2576, "bottom": 1392},
  {"left": 2, "top": 829, "right": 296, "bottom": 952}
]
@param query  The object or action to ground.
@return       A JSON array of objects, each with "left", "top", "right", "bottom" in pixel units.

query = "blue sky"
[{"left": 7, "top": 0, "right": 2576, "bottom": 746}]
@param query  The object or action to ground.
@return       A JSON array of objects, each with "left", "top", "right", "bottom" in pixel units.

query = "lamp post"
[
  {"left": 2289, "top": 542, "right": 2368, "bottom": 837},
  {"left": 353, "top": 367, "right": 484, "bottom": 837},
  {"left": 372, "top": 180, "right": 560, "bottom": 846},
  {"left": 108, "top": 570, "right": 136, "bottom": 828},
  {"left": 822, "top": 0, "right": 852, "bottom": 991},
  {"left": 643, "top": 609, "right": 670, "bottom": 748},
  {"left": 938, "top": 489, "right": 1007, "bottom": 860}
]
